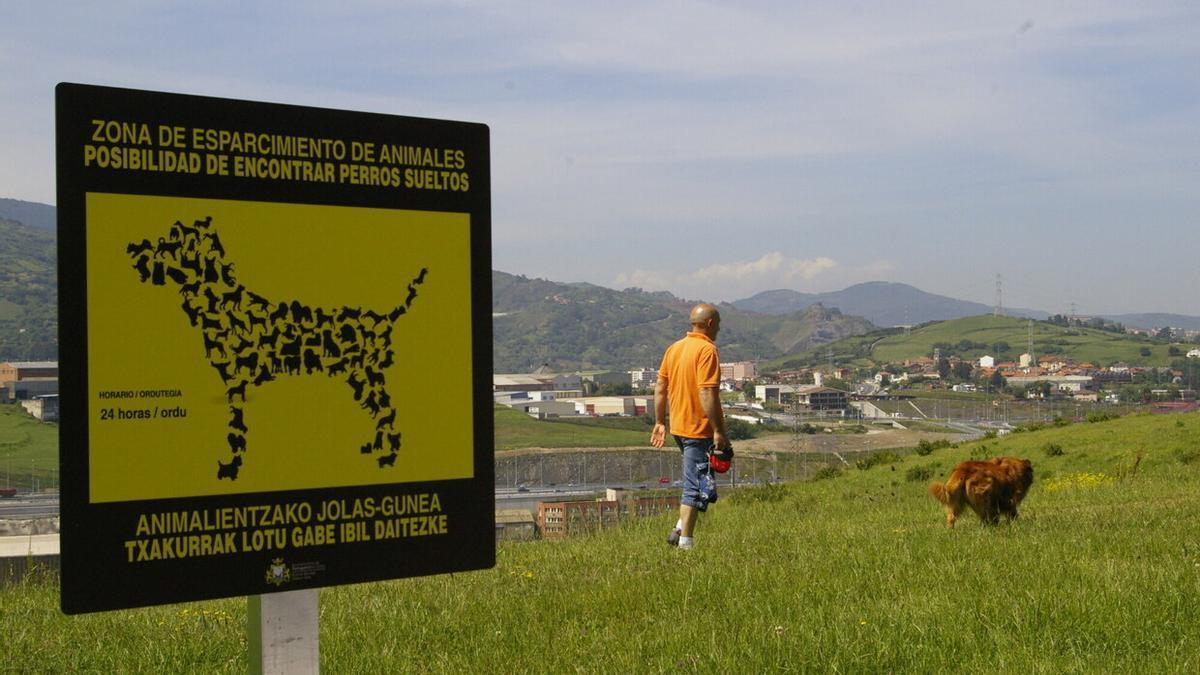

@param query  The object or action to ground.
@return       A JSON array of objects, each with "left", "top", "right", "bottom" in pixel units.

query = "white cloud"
[{"left": 615, "top": 252, "right": 840, "bottom": 302}]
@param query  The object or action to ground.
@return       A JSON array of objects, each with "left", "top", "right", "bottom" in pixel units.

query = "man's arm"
[
  {"left": 698, "top": 387, "right": 729, "bottom": 451},
  {"left": 650, "top": 377, "right": 668, "bottom": 448}
]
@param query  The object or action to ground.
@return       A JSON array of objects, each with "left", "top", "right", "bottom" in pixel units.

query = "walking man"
[{"left": 650, "top": 303, "right": 730, "bottom": 550}]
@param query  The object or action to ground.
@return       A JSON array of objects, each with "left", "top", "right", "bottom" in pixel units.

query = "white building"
[
  {"left": 979, "top": 355, "right": 995, "bottom": 368},
  {"left": 629, "top": 367, "right": 659, "bottom": 390},
  {"left": 1005, "top": 375, "right": 1094, "bottom": 393}
]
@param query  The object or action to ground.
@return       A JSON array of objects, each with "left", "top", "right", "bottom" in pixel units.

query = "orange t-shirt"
[{"left": 658, "top": 331, "right": 721, "bottom": 438}]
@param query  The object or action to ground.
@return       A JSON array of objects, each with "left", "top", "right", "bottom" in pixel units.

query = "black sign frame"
[{"left": 56, "top": 83, "right": 494, "bottom": 614}]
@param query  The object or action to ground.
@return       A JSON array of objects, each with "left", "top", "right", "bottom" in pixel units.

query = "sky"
[{"left": 2, "top": 1, "right": 1198, "bottom": 316}]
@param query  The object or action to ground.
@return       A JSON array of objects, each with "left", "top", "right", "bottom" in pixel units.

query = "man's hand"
[
  {"left": 713, "top": 431, "right": 731, "bottom": 453},
  {"left": 650, "top": 423, "right": 666, "bottom": 448}
]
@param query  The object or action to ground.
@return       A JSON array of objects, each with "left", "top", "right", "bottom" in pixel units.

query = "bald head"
[{"left": 689, "top": 303, "right": 721, "bottom": 338}]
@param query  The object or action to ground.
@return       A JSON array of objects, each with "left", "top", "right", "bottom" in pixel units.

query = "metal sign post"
[{"left": 248, "top": 589, "right": 319, "bottom": 674}]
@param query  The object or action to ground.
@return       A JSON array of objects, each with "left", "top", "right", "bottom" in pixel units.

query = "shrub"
[
  {"left": 1087, "top": 411, "right": 1119, "bottom": 423},
  {"left": 727, "top": 418, "right": 756, "bottom": 441},
  {"left": 969, "top": 445, "right": 993, "bottom": 461},
  {"left": 855, "top": 451, "right": 901, "bottom": 470},
  {"left": 983, "top": 430, "right": 997, "bottom": 439},
  {"left": 905, "top": 465, "right": 936, "bottom": 482},
  {"left": 812, "top": 466, "right": 842, "bottom": 481},
  {"left": 1043, "top": 442, "right": 1065, "bottom": 457},
  {"left": 1174, "top": 448, "right": 1200, "bottom": 465},
  {"left": 1052, "top": 416, "right": 1071, "bottom": 427},
  {"left": 915, "top": 439, "right": 952, "bottom": 456}
]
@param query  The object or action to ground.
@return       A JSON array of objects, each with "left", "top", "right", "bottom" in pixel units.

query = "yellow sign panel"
[{"left": 86, "top": 193, "right": 474, "bottom": 502}]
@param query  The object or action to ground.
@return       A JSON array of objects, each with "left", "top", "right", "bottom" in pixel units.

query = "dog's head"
[{"left": 997, "top": 456, "right": 1034, "bottom": 489}]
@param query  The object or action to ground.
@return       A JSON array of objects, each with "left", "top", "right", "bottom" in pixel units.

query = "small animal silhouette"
[{"left": 217, "top": 455, "right": 243, "bottom": 480}]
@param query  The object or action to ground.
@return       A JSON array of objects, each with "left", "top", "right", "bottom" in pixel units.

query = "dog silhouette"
[
  {"left": 217, "top": 455, "right": 243, "bottom": 480},
  {"left": 128, "top": 216, "right": 427, "bottom": 480}
]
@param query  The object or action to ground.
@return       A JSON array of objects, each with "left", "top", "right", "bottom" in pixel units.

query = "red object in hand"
[{"left": 709, "top": 454, "right": 732, "bottom": 474}]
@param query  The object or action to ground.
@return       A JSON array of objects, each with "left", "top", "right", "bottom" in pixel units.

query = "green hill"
[
  {"left": 493, "top": 405, "right": 651, "bottom": 450},
  {"left": 0, "top": 403, "right": 58, "bottom": 489},
  {"left": 5, "top": 411, "right": 1198, "bottom": 671},
  {"left": 0, "top": 217, "right": 57, "bottom": 360},
  {"left": 493, "top": 271, "right": 875, "bottom": 372},
  {"left": 771, "top": 314, "right": 1178, "bottom": 371}
]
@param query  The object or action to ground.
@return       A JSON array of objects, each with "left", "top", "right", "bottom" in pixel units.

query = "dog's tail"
[
  {"left": 928, "top": 481, "right": 949, "bottom": 504},
  {"left": 928, "top": 472, "right": 964, "bottom": 505},
  {"left": 387, "top": 267, "right": 429, "bottom": 322}
]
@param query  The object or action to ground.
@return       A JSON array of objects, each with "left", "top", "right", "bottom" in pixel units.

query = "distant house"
[
  {"left": 628, "top": 367, "right": 659, "bottom": 390},
  {"left": 508, "top": 399, "right": 579, "bottom": 419},
  {"left": 0, "top": 361, "right": 59, "bottom": 402},
  {"left": 537, "top": 499, "right": 621, "bottom": 538},
  {"left": 1005, "top": 375, "right": 1095, "bottom": 393},
  {"left": 493, "top": 374, "right": 554, "bottom": 392},
  {"left": 756, "top": 384, "right": 798, "bottom": 404},
  {"left": 579, "top": 371, "right": 628, "bottom": 388},
  {"left": 495, "top": 509, "right": 538, "bottom": 541},
  {"left": 560, "top": 396, "right": 637, "bottom": 416},
  {"left": 494, "top": 370, "right": 582, "bottom": 393},
  {"left": 757, "top": 384, "right": 848, "bottom": 411},
  {"left": 719, "top": 361, "right": 757, "bottom": 382},
  {"left": 979, "top": 355, "right": 995, "bottom": 368},
  {"left": 19, "top": 394, "right": 58, "bottom": 422}
]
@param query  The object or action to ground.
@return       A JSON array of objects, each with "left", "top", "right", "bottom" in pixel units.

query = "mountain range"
[
  {"left": 493, "top": 271, "right": 874, "bottom": 371},
  {"left": 731, "top": 282, "right": 1043, "bottom": 326},
  {"left": 0, "top": 198, "right": 55, "bottom": 232},
  {"left": 732, "top": 283, "right": 1200, "bottom": 331}
]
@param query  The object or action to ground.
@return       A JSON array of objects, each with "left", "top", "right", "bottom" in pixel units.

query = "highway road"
[{"left": 0, "top": 493, "right": 60, "bottom": 520}]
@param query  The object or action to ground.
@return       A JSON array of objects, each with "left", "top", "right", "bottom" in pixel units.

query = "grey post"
[{"left": 248, "top": 589, "right": 319, "bottom": 674}]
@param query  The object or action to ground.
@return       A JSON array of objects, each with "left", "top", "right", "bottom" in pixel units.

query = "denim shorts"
[{"left": 674, "top": 435, "right": 713, "bottom": 511}]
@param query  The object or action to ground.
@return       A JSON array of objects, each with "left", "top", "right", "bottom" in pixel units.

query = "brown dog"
[{"left": 928, "top": 457, "right": 1033, "bottom": 528}]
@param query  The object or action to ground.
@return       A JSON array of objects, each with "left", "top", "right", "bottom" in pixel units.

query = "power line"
[{"left": 994, "top": 273, "right": 1003, "bottom": 316}]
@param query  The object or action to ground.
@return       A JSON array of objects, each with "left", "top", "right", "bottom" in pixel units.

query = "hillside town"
[{"left": 494, "top": 345, "right": 1200, "bottom": 425}]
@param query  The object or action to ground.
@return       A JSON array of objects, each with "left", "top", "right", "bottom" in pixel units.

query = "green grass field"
[
  {"left": 493, "top": 405, "right": 652, "bottom": 450},
  {"left": 872, "top": 314, "right": 1165, "bottom": 366},
  {"left": 4, "top": 411, "right": 1199, "bottom": 671},
  {"left": 0, "top": 404, "right": 58, "bottom": 489}
]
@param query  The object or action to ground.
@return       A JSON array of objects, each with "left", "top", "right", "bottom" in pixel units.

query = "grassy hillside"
[
  {"left": 0, "top": 217, "right": 57, "bottom": 360},
  {"left": 773, "top": 314, "right": 1178, "bottom": 371},
  {"left": 0, "top": 404, "right": 58, "bottom": 489},
  {"left": 492, "top": 271, "right": 875, "bottom": 372},
  {"left": 5, "top": 411, "right": 1198, "bottom": 671},
  {"left": 493, "top": 405, "right": 651, "bottom": 450}
]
